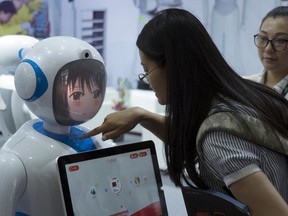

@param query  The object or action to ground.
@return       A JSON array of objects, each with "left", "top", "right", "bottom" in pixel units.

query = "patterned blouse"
[{"left": 198, "top": 97, "right": 288, "bottom": 202}]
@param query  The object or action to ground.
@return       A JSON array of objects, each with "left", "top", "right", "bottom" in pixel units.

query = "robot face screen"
[{"left": 53, "top": 59, "right": 106, "bottom": 126}]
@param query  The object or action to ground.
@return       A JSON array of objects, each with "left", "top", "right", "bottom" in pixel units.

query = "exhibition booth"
[{"left": 0, "top": 0, "right": 286, "bottom": 215}]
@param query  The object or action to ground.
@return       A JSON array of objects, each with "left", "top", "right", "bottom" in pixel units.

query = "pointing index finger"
[{"left": 80, "top": 125, "right": 104, "bottom": 139}]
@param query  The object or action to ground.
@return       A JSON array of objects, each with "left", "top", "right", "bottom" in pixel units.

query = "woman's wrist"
[{"left": 132, "top": 107, "right": 147, "bottom": 124}]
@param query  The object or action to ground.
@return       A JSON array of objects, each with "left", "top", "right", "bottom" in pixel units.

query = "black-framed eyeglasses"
[
  {"left": 254, "top": 34, "right": 288, "bottom": 51},
  {"left": 138, "top": 64, "right": 159, "bottom": 84}
]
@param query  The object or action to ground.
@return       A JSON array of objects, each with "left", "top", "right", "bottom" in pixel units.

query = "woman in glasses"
[
  {"left": 250, "top": 6, "right": 288, "bottom": 99},
  {"left": 82, "top": 8, "right": 288, "bottom": 215}
]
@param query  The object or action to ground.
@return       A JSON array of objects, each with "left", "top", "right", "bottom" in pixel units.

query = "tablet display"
[{"left": 57, "top": 140, "right": 168, "bottom": 216}]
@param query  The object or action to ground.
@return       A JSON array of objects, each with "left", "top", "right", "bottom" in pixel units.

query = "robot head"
[
  {"left": 0, "top": 35, "right": 39, "bottom": 73},
  {"left": 14, "top": 36, "right": 106, "bottom": 126}
]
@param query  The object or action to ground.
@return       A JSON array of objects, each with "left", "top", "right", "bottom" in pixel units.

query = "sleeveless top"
[{"left": 196, "top": 97, "right": 288, "bottom": 202}]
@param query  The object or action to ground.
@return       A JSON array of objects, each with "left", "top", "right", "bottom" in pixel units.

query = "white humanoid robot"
[
  {"left": 0, "top": 36, "right": 115, "bottom": 216},
  {"left": 0, "top": 35, "right": 39, "bottom": 144}
]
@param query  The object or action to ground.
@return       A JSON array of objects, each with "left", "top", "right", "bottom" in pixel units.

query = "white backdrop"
[
  {"left": 55, "top": 0, "right": 281, "bottom": 87},
  {"left": 1, "top": 0, "right": 286, "bottom": 87}
]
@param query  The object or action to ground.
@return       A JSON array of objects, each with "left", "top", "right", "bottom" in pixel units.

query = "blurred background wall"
[{"left": 0, "top": 0, "right": 287, "bottom": 87}]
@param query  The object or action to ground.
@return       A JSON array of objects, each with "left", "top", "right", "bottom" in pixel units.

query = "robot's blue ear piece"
[
  {"left": 14, "top": 59, "right": 48, "bottom": 102},
  {"left": 18, "top": 48, "right": 30, "bottom": 60}
]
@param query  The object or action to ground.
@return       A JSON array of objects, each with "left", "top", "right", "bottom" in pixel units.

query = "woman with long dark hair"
[{"left": 82, "top": 8, "right": 288, "bottom": 215}]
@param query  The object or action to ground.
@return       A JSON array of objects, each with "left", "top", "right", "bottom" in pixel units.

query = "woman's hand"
[{"left": 80, "top": 107, "right": 144, "bottom": 140}]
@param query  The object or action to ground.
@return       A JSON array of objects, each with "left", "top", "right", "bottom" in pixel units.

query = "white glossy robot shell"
[{"left": 0, "top": 35, "right": 39, "bottom": 73}]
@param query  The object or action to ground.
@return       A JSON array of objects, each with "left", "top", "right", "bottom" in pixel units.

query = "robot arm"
[{"left": 0, "top": 152, "right": 26, "bottom": 216}]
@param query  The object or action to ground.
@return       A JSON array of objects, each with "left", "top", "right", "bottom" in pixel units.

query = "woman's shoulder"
[
  {"left": 209, "top": 96, "right": 259, "bottom": 118},
  {"left": 198, "top": 97, "right": 288, "bottom": 158}
]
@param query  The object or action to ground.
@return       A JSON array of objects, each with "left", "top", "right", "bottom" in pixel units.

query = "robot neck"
[{"left": 43, "top": 122, "right": 70, "bottom": 134}]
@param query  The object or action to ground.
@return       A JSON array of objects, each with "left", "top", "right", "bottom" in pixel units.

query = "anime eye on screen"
[{"left": 53, "top": 59, "right": 106, "bottom": 126}]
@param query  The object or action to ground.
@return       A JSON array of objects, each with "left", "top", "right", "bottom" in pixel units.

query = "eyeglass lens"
[
  {"left": 137, "top": 73, "right": 148, "bottom": 84},
  {"left": 254, "top": 35, "right": 288, "bottom": 51}
]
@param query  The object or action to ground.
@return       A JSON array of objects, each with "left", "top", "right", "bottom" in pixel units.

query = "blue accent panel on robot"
[
  {"left": 18, "top": 48, "right": 24, "bottom": 60},
  {"left": 33, "top": 122, "right": 96, "bottom": 152},
  {"left": 22, "top": 59, "right": 48, "bottom": 102}
]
